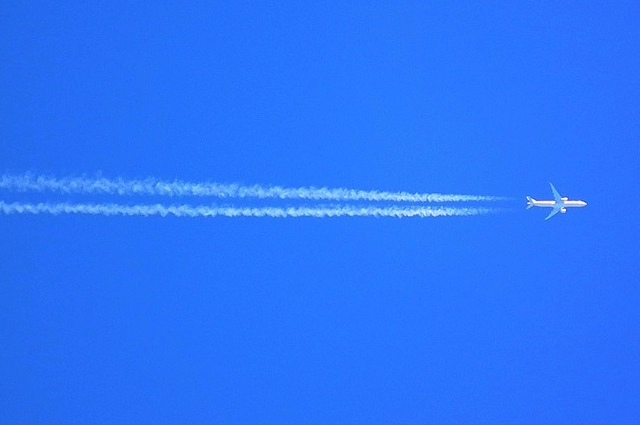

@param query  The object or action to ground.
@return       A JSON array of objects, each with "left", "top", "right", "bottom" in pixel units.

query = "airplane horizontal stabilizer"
[{"left": 526, "top": 196, "right": 534, "bottom": 210}]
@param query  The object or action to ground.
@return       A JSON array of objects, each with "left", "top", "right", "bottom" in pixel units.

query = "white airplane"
[{"left": 526, "top": 183, "right": 587, "bottom": 220}]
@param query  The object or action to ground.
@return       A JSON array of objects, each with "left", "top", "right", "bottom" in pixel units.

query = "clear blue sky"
[{"left": 1, "top": 2, "right": 638, "bottom": 423}]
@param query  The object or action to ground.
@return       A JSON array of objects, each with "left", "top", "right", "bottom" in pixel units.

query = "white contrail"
[
  {"left": 0, "top": 201, "right": 498, "bottom": 218},
  {"left": 0, "top": 174, "right": 508, "bottom": 202}
]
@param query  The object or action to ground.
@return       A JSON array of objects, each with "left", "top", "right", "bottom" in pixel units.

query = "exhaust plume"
[
  {"left": 0, "top": 174, "right": 509, "bottom": 203},
  {"left": 0, "top": 201, "right": 498, "bottom": 218}
]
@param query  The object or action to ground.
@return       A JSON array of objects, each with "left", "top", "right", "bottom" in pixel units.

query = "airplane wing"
[
  {"left": 545, "top": 206, "right": 562, "bottom": 220},
  {"left": 549, "top": 182, "right": 562, "bottom": 203}
]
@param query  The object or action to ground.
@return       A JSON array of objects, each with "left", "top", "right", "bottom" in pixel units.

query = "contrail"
[
  {"left": 0, "top": 174, "right": 508, "bottom": 202},
  {"left": 0, "top": 201, "right": 498, "bottom": 218}
]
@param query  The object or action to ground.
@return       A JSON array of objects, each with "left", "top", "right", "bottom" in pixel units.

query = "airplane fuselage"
[{"left": 528, "top": 200, "right": 587, "bottom": 208}]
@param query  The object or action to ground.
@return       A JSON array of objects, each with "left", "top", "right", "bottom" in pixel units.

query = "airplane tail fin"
[{"left": 526, "top": 196, "right": 534, "bottom": 209}]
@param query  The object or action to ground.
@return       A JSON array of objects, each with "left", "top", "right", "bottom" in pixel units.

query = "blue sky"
[{"left": 1, "top": 2, "right": 638, "bottom": 423}]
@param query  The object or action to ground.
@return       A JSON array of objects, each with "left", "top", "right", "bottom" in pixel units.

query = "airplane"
[{"left": 526, "top": 182, "right": 587, "bottom": 220}]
